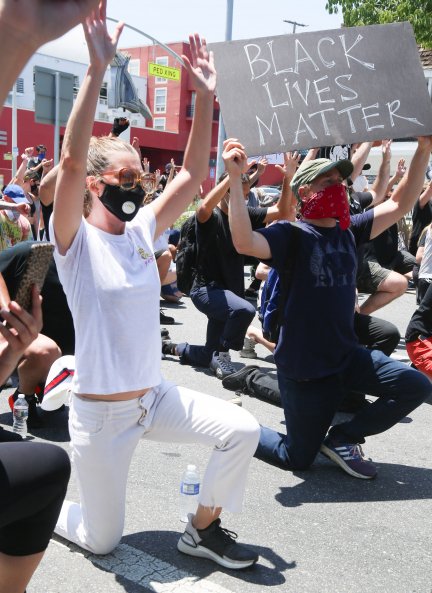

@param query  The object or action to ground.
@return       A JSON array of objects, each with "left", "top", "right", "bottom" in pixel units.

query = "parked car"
[
  {"left": 256, "top": 185, "right": 281, "bottom": 206},
  {"left": 258, "top": 185, "right": 281, "bottom": 197}
]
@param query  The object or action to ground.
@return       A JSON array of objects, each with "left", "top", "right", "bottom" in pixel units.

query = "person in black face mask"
[
  {"left": 50, "top": 5, "right": 260, "bottom": 571},
  {"left": 97, "top": 169, "right": 147, "bottom": 222}
]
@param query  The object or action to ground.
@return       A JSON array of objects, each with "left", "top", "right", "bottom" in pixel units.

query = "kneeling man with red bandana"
[{"left": 226, "top": 137, "right": 432, "bottom": 480}]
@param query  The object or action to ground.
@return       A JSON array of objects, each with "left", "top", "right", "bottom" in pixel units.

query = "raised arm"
[
  {"left": 196, "top": 175, "right": 230, "bottom": 223},
  {"left": 418, "top": 179, "right": 432, "bottom": 209},
  {"left": 150, "top": 34, "right": 216, "bottom": 238},
  {"left": 39, "top": 164, "right": 59, "bottom": 207},
  {"left": 370, "top": 137, "right": 432, "bottom": 240},
  {"left": 350, "top": 141, "right": 373, "bottom": 182},
  {"left": 53, "top": 2, "right": 123, "bottom": 253},
  {"left": 264, "top": 151, "right": 300, "bottom": 223},
  {"left": 368, "top": 140, "right": 393, "bottom": 206},
  {"left": 0, "top": 0, "right": 99, "bottom": 108},
  {"left": 12, "top": 148, "right": 33, "bottom": 185},
  {"left": 248, "top": 157, "right": 268, "bottom": 187},
  {"left": 303, "top": 148, "right": 319, "bottom": 163},
  {"left": 383, "top": 158, "right": 406, "bottom": 198},
  {"left": 225, "top": 139, "right": 272, "bottom": 260}
]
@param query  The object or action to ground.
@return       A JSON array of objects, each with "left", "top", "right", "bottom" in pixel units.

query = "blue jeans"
[
  {"left": 178, "top": 284, "right": 255, "bottom": 368},
  {"left": 256, "top": 346, "right": 431, "bottom": 470}
]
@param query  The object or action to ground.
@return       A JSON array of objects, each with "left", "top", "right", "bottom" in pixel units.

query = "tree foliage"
[{"left": 325, "top": 1, "right": 432, "bottom": 48}]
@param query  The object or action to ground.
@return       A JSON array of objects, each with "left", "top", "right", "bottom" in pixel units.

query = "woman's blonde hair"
[{"left": 84, "top": 135, "right": 138, "bottom": 217}]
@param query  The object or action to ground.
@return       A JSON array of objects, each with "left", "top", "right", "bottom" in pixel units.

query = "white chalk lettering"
[
  {"left": 263, "top": 82, "right": 291, "bottom": 108},
  {"left": 317, "top": 37, "right": 336, "bottom": 69},
  {"left": 292, "top": 79, "right": 311, "bottom": 106},
  {"left": 339, "top": 34, "right": 375, "bottom": 70},
  {"left": 335, "top": 74, "right": 358, "bottom": 102},
  {"left": 313, "top": 76, "right": 335, "bottom": 104},
  {"left": 267, "top": 40, "right": 294, "bottom": 75},
  {"left": 256, "top": 112, "right": 286, "bottom": 147},
  {"left": 284, "top": 79, "right": 294, "bottom": 107},
  {"left": 387, "top": 100, "right": 424, "bottom": 127},
  {"left": 338, "top": 103, "right": 362, "bottom": 133},
  {"left": 293, "top": 39, "right": 320, "bottom": 74},
  {"left": 293, "top": 113, "right": 318, "bottom": 145},
  {"left": 309, "top": 108, "right": 335, "bottom": 135},
  {"left": 362, "top": 103, "right": 385, "bottom": 131},
  {"left": 244, "top": 44, "right": 271, "bottom": 80}
]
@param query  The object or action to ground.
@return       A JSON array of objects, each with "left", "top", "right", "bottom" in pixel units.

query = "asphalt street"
[{"left": 1, "top": 286, "right": 431, "bottom": 593}]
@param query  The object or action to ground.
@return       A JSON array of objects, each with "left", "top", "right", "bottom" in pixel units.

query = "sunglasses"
[{"left": 101, "top": 168, "right": 156, "bottom": 194}]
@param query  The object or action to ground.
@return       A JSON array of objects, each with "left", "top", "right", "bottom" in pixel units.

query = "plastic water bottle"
[
  {"left": 180, "top": 464, "right": 200, "bottom": 523},
  {"left": 13, "top": 394, "right": 28, "bottom": 437}
]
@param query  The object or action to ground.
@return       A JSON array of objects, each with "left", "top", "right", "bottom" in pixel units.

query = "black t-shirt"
[
  {"left": 349, "top": 191, "right": 373, "bottom": 216},
  {"left": 364, "top": 224, "right": 398, "bottom": 267},
  {"left": 405, "top": 281, "right": 432, "bottom": 342},
  {"left": 0, "top": 241, "right": 75, "bottom": 354},
  {"left": 194, "top": 206, "right": 267, "bottom": 297},
  {"left": 349, "top": 191, "right": 373, "bottom": 269},
  {"left": 409, "top": 200, "right": 432, "bottom": 255}
]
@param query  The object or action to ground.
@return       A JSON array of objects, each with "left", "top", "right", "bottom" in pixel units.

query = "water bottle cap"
[
  {"left": 187, "top": 464, "right": 196, "bottom": 471},
  {"left": 17, "top": 394, "right": 25, "bottom": 399}
]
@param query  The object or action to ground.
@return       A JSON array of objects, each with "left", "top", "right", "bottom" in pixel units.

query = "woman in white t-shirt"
[{"left": 51, "top": 3, "right": 260, "bottom": 570}]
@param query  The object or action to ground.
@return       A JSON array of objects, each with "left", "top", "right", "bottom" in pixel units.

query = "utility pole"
[
  {"left": 283, "top": 19, "right": 308, "bottom": 34},
  {"left": 215, "top": 0, "right": 234, "bottom": 182}
]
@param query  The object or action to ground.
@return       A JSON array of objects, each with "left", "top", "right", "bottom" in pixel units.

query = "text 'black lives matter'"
[{"left": 210, "top": 22, "right": 432, "bottom": 155}]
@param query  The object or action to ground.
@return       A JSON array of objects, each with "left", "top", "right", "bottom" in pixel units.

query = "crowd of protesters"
[{"left": 0, "top": 1, "right": 431, "bottom": 591}]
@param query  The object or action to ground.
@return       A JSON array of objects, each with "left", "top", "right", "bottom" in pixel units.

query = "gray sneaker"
[
  {"left": 177, "top": 514, "right": 258, "bottom": 569},
  {"left": 210, "top": 351, "right": 235, "bottom": 379},
  {"left": 240, "top": 337, "right": 257, "bottom": 359}
]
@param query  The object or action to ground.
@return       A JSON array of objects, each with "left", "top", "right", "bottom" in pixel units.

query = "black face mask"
[{"left": 98, "top": 182, "right": 145, "bottom": 222}]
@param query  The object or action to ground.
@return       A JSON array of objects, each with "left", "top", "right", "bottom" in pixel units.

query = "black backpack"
[{"left": 176, "top": 214, "right": 199, "bottom": 295}]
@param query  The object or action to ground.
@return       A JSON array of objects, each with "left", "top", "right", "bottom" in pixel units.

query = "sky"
[{"left": 40, "top": 0, "right": 343, "bottom": 63}]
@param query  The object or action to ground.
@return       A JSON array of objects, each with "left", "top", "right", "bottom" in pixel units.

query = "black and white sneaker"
[{"left": 177, "top": 515, "right": 258, "bottom": 569}]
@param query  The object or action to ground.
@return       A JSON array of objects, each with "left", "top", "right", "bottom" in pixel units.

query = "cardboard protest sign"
[{"left": 210, "top": 22, "right": 432, "bottom": 155}]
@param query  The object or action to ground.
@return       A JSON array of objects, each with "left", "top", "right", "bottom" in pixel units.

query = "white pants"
[{"left": 55, "top": 380, "right": 260, "bottom": 555}]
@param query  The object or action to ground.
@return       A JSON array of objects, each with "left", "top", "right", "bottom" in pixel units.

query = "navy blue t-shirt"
[{"left": 257, "top": 210, "right": 374, "bottom": 380}]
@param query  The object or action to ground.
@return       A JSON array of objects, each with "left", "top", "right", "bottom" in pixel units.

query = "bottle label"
[
  {"left": 180, "top": 482, "right": 199, "bottom": 495},
  {"left": 14, "top": 410, "right": 28, "bottom": 420}
]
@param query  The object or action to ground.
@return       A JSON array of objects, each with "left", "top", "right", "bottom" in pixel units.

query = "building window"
[
  {"left": 99, "top": 81, "right": 108, "bottom": 105},
  {"left": 154, "top": 88, "right": 167, "bottom": 113},
  {"left": 128, "top": 59, "right": 140, "bottom": 76},
  {"left": 153, "top": 117, "right": 166, "bottom": 131},
  {"left": 155, "top": 56, "right": 169, "bottom": 83},
  {"left": 15, "top": 78, "right": 24, "bottom": 94},
  {"left": 73, "top": 75, "right": 80, "bottom": 97}
]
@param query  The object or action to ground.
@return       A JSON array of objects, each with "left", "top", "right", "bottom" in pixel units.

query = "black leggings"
[{"left": 0, "top": 442, "right": 70, "bottom": 556}]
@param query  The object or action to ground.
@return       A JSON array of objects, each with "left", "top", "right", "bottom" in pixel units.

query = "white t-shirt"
[
  {"left": 419, "top": 226, "right": 432, "bottom": 279},
  {"left": 51, "top": 206, "right": 162, "bottom": 394}
]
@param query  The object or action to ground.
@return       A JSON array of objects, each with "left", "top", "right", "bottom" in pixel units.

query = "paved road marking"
[{"left": 87, "top": 543, "right": 234, "bottom": 593}]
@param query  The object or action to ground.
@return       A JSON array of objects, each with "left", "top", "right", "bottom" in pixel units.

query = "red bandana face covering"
[{"left": 300, "top": 183, "right": 350, "bottom": 230}]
